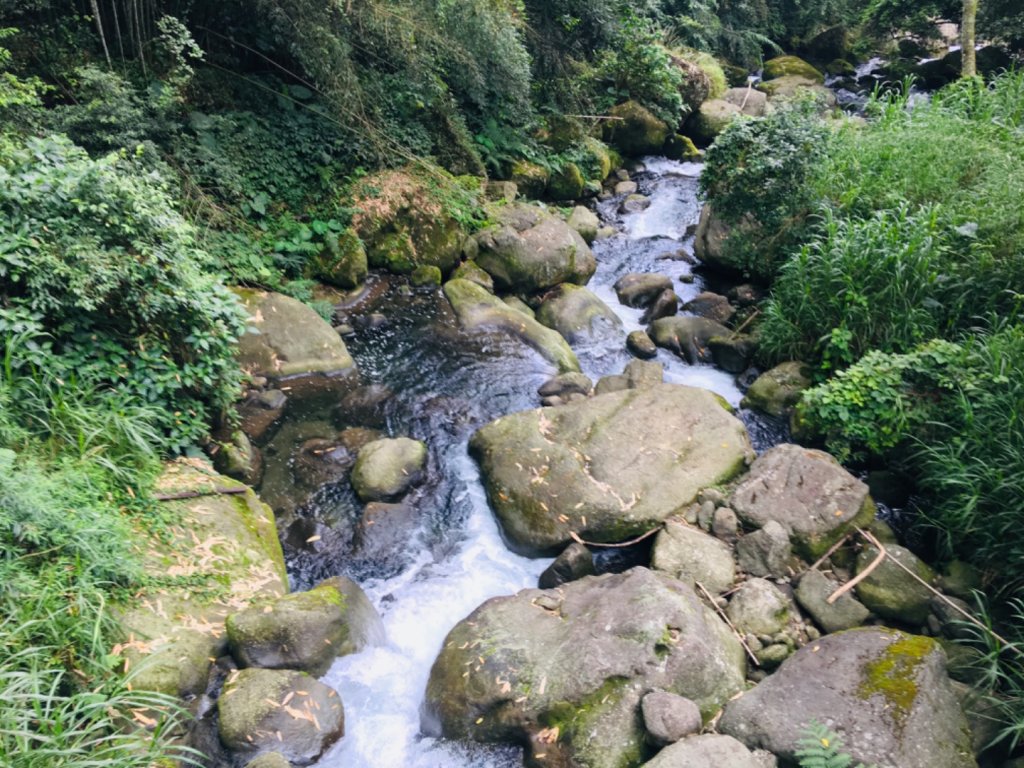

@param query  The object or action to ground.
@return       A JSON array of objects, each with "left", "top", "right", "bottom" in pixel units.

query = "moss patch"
[{"left": 858, "top": 632, "right": 937, "bottom": 731}]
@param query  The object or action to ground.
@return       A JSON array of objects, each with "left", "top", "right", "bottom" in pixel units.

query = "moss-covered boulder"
[
  {"left": 719, "top": 628, "right": 976, "bottom": 768},
  {"left": 472, "top": 203, "right": 596, "bottom": 294},
  {"left": 470, "top": 383, "right": 752, "bottom": 556},
  {"left": 307, "top": 228, "right": 368, "bottom": 289},
  {"left": 763, "top": 55, "right": 824, "bottom": 83},
  {"left": 535, "top": 283, "right": 622, "bottom": 345},
  {"left": 424, "top": 568, "right": 746, "bottom": 768},
  {"left": 218, "top": 668, "right": 345, "bottom": 765},
  {"left": 566, "top": 206, "right": 600, "bottom": 245},
  {"left": 548, "top": 162, "right": 586, "bottom": 201},
  {"left": 410, "top": 264, "right": 442, "bottom": 288},
  {"left": 450, "top": 259, "right": 494, "bottom": 291},
  {"left": 742, "top": 361, "right": 813, "bottom": 417},
  {"left": 235, "top": 290, "right": 356, "bottom": 390},
  {"left": 758, "top": 75, "right": 837, "bottom": 108},
  {"left": 509, "top": 160, "right": 550, "bottom": 200},
  {"left": 444, "top": 279, "right": 580, "bottom": 373},
  {"left": 115, "top": 461, "right": 287, "bottom": 698},
  {"left": 581, "top": 137, "right": 614, "bottom": 181},
  {"left": 226, "top": 577, "right": 382, "bottom": 676},
  {"left": 350, "top": 437, "right": 428, "bottom": 502},
  {"left": 663, "top": 133, "right": 700, "bottom": 161},
  {"left": 212, "top": 429, "right": 263, "bottom": 486},
  {"left": 855, "top": 544, "right": 937, "bottom": 626},
  {"left": 604, "top": 101, "right": 671, "bottom": 157},
  {"left": 351, "top": 167, "right": 473, "bottom": 275},
  {"left": 730, "top": 444, "right": 876, "bottom": 559},
  {"left": 685, "top": 99, "right": 743, "bottom": 146}
]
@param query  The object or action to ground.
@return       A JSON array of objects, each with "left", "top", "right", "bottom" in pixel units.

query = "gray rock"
[
  {"left": 473, "top": 203, "right": 596, "bottom": 294},
  {"left": 642, "top": 734, "right": 769, "bottom": 768},
  {"left": 350, "top": 437, "right": 428, "bottom": 502},
  {"left": 727, "top": 578, "right": 791, "bottom": 636},
  {"left": 708, "top": 334, "right": 758, "bottom": 374},
  {"left": 354, "top": 501, "right": 420, "bottom": 566},
  {"left": 730, "top": 444, "right": 876, "bottom": 559},
  {"left": 595, "top": 374, "right": 630, "bottom": 395},
  {"left": 627, "top": 330, "right": 659, "bottom": 359},
  {"left": 615, "top": 180, "right": 639, "bottom": 196},
  {"left": 719, "top": 627, "right": 977, "bottom": 768},
  {"left": 213, "top": 430, "right": 263, "bottom": 486},
  {"left": 652, "top": 519, "right": 736, "bottom": 595},
  {"left": 684, "top": 292, "right": 735, "bottom": 324},
  {"left": 623, "top": 359, "right": 664, "bottom": 390},
  {"left": 736, "top": 521, "right": 792, "bottom": 578},
  {"left": 686, "top": 99, "right": 743, "bottom": 145},
  {"left": 641, "top": 692, "right": 702, "bottom": 747},
  {"left": 567, "top": 206, "right": 600, "bottom": 245},
  {"left": 649, "top": 316, "right": 732, "bottom": 364},
  {"left": 615, "top": 273, "right": 674, "bottom": 309},
  {"left": 693, "top": 205, "right": 755, "bottom": 275},
  {"left": 218, "top": 668, "right": 344, "bottom": 765},
  {"left": 444, "top": 279, "right": 580, "bottom": 373},
  {"left": 741, "top": 362, "right": 813, "bottom": 418},
  {"left": 538, "top": 542, "right": 596, "bottom": 588},
  {"left": 226, "top": 577, "right": 382, "bottom": 676},
  {"left": 536, "top": 283, "right": 622, "bottom": 344},
  {"left": 450, "top": 259, "right": 495, "bottom": 291},
  {"left": 538, "top": 372, "right": 594, "bottom": 399},
  {"left": 795, "top": 568, "right": 871, "bottom": 634},
  {"left": 620, "top": 194, "right": 652, "bottom": 214},
  {"left": 855, "top": 544, "right": 937, "bottom": 626},
  {"left": 424, "top": 568, "right": 746, "bottom": 768},
  {"left": 471, "top": 384, "right": 751, "bottom": 556},
  {"left": 641, "top": 289, "right": 680, "bottom": 324},
  {"left": 244, "top": 754, "right": 292, "bottom": 768},
  {"left": 712, "top": 506, "right": 739, "bottom": 543},
  {"left": 723, "top": 86, "right": 769, "bottom": 117}
]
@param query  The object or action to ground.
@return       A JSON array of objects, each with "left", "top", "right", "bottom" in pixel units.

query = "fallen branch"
[
  {"left": 729, "top": 309, "right": 761, "bottom": 340},
  {"left": 697, "top": 581, "right": 760, "bottom": 666},
  {"left": 154, "top": 487, "right": 248, "bottom": 502},
  {"left": 808, "top": 533, "right": 851, "bottom": 573},
  {"left": 569, "top": 524, "right": 663, "bottom": 549},
  {"left": 826, "top": 528, "right": 886, "bottom": 604}
]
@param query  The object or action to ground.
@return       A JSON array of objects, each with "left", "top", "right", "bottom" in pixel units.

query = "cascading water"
[{"left": 284, "top": 156, "right": 787, "bottom": 768}]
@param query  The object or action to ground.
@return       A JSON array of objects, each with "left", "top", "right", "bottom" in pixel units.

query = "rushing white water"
[{"left": 309, "top": 156, "right": 748, "bottom": 768}]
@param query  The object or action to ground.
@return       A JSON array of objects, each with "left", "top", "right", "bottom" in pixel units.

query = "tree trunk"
[{"left": 961, "top": 0, "right": 979, "bottom": 77}]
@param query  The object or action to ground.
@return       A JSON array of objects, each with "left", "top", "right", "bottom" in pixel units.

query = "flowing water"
[{"left": 269, "top": 157, "right": 788, "bottom": 768}]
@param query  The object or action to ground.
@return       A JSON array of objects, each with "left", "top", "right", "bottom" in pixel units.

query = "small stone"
[
  {"left": 244, "top": 754, "right": 291, "bottom": 768},
  {"left": 619, "top": 193, "right": 651, "bottom": 214},
  {"left": 538, "top": 372, "right": 594, "bottom": 399},
  {"left": 698, "top": 488, "right": 726, "bottom": 507},
  {"left": 410, "top": 265, "right": 442, "bottom": 288},
  {"left": 350, "top": 437, "right": 428, "bottom": 502},
  {"left": 712, "top": 507, "right": 739, "bottom": 544},
  {"left": 726, "top": 578, "right": 791, "bottom": 636},
  {"left": 594, "top": 374, "right": 630, "bottom": 395},
  {"left": 641, "top": 691, "right": 703, "bottom": 747},
  {"left": 541, "top": 396, "right": 563, "bottom": 407},
  {"left": 684, "top": 292, "right": 735, "bottom": 324},
  {"left": 698, "top": 500, "right": 716, "bottom": 531},
  {"left": 737, "top": 521, "right": 792, "bottom": 579},
  {"left": 745, "top": 634, "right": 764, "bottom": 652},
  {"left": 627, "top": 330, "right": 658, "bottom": 359},
  {"left": 614, "top": 180, "right": 638, "bottom": 195},
  {"left": 640, "top": 289, "right": 680, "bottom": 324},
  {"left": 538, "top": 543, "right": 596, "bottom": 589},
  {"left": 755, "top": 643, "right": 791, "bottom": 668},
  {"left": 334, "top": 323, "right": 355, "bottom": 337}
]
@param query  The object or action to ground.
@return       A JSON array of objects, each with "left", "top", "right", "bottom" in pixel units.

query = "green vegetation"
[{"left": 796, "top": 721, "right": 873, "bottom": 768}]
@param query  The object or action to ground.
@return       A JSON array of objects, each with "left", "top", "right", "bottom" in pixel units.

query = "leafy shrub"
[
  {"left": 0, "top": 135, "right": 245, "bottom": 452},
  {"left": 796, "top": 721, "right": 873, "bottom": 768}
]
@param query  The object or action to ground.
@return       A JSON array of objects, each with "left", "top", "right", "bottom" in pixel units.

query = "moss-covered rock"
[
  {"left": 663, "top": 134, "right": 700, "bottom": 161},
  {"left": 581, "top": 137, "right": 614, "bottom": 181},
  {"left": 741, "top": 361, "right": 813, "bottom": 418},
  {"left": 307, "top": 228, "right": 368, "bottom": 289},
  {"left": 763, "top": 55, "right": 825, "bottom": 83},
  {"left": 451, "top": 259, "right": 494, "bottom": 291},
  {"left": 855, "top": 544, "right": 937, "bottom": 626},
  {"left": 470, "top": 383, "right": 752, "bottom": 555},
  {"left": 115, "top": 461, "right": 287, "bottom": 697},
  {"left": 758, "top": 75, "right": 837, "bottom": 108},
  {"left": 548, "top": 162, "right": 586, "bottom": 201},
  {"left": 424, "top": 568, "right": 746, "bottom": 767},
  {"left": 350, "top": 437, "right": 428, "bottom": 502},
  {"left": 535, "top": 283, "right": 622, "bottom": 344},
  {"left": 410, "top": 264, "right": 442, "bottom": 288},
  {"left": 566, "top": 206, "right": 600, "bottom": 245},
  {"left": 218, "top": 668, "right": 344, "bottom": 765},
  {"left": 652, "top": 519, "right": 736, "bottom": 594},
  {"left": 685, "top": 99, "right": 743, "bottom": 146},
  {"left": 443, "top": 278, "right": 580, "bottom": 373},
  {"left": 509, "top": 160, "right": 550, "bottom": 200},
  {"left": 648, "top": 316, "right": 732, "bottom": 365},
  {"left": 604, "top": 101, "right": 671, "bottom": 157},
  {"left": 212, "top": 429, "right": 263, "bottom": 486},
  {"left": 226, "top": 577, "right": 382, "bottom": 676}
]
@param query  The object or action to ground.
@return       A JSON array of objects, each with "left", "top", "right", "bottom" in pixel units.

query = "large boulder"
[
  {"left": 649, "top": 316, "right": 732, "bottom": 365},
  {"left": 536, "top": 283, "right": 622, "bottom": 344},
  {"left": 604, "top": 100, "right": 671, "bottom": 157},
  {"left": 758, "top": 75, "right": 837, "bottom": 108},
  {"left": 719, "top": 628, "right": 977, "bottom": 768},
  {"left": 694, "top": 204, "right": 749, "bottom": 275},
  {"left": 443, "top": 279, "right": 580, "bottom": 373},
  {"left": 350, "top": 437, "right": 428, "bottom": 502},
  {"left": 226, "top": 577, "right": 382, "bottom": 676},
  {"left": 652, "top": 519, "right": 736, "bottom": 595},
  {"left": 729, "top": 444, "right": 876, "bottom": 559},
  {"left": 685, "top": 99, "right": 742, "bottom": 145},
  {"left": 722, "top": 87, "right": 768, "bottom": 117},
  {"left": 641, "top": 734, "right": 770, "bottom": 768},
  {"left": 473, "top": 203, "right": 596, "bottom": 294},
  {"left": 218, "top": 668, "right": 345, "bottom": 765},
  {"left": 235, "top": 290, "right": 356, "bottom": 389},
  {"left": 854, "top": 543, "right": 937, "bottom": 626},
  {"left": 509, "top": 160, "right": 550, "bottom": 200},
  {"left": 470, "top": 383, "right": 752, "bottom": 556},
  {"left": 424, "top": 568, "right": 747, "bottom": 768},
  {"left": 763, "top": 55, "right": 825, "bottom": 82},
  {"left": 549, "top": 162, "right": 586, "bottom": 201},
  {"left": 742, "top": 362, "right": 813, "bottom": 418},
  {"left": 306, "top": 228, "right": 368, "bottom": 289}
]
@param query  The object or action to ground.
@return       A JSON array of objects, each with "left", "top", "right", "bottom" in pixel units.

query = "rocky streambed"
[{"left": 141, "top": 153, "right": 985, "bottom": 768}]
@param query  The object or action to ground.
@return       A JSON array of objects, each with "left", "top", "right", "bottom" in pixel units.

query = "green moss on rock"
[
  {"left": 548, "top": 162, "right": 586, "bottom": 201},
  {"left": 859, "top": 632, "right": 938, "bottom": 731},
  {"left": 763, "top": 55, "right": 825, "bottom": 83}
]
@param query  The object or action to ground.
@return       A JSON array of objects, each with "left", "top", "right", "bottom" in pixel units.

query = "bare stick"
[
  {"left": 154, "top": 487, "right": 248, "bottom": 502},
  {"left": 697, "top": 581, "right": 760, "bottom": 666},
  {"left": 826, "top": 529, "right": 886, "bottom": 604},
  {"left": 569, "top": 524, "right": 663, "bottom": 549},
  {"left": 808, "top": 533, "right": 851, "bottom": 573}
]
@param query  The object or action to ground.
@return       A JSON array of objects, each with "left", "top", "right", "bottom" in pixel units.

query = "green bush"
[{"left": 0, "top": 135, "right": 245, "bottom": 452}]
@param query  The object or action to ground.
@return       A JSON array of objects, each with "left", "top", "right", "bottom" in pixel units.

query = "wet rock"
[
  {"left": 470, "top": 384, "right": 752, "bottom": 556},
  {"left": 472, "top": 203, "right": 596, "bottom": 294},
  {"left": 536, "top": 283, "right": 622, "bottom": 344},
  {"left": 350, "top": 437, "right": 427, "bottom": 502},
  {"left": 649, "top": 316, "right": 732, "bottom": 364},
  {"left": 615, "top": 273, "right": 674, "bottom": 309},
  {"left": 595, "top": 374, "right": 629, "bottom": 395},
  {"left": 451, "top": 259, "right": 495, "bottom": 292},
  {"left": 307, "top": 228, "right": 367, "bottom": 290},
  {"left": 410, "top": 264, "right": 442, "bottom": 288},
  {"left": 354, "top": 500, "right": 420, "bottom": 565},
  {"left": 226, "top": 578, "right": 381, "bottom": 676},
  {"left": 615, "top": 180, "right": 639, "bottom": 196},
  {"left": 855, "top": 544, "right": 937, "bottom": 626},
  {"left": 726, "top": 578, "right": 791, "bottom": 636},
  {"left": 620, "top": 194, "right": 652, "bottom": 214},
  {"left": 652, "top": 519, "right": 736, "bottom": 595},
  {"left": 604, "top": 100, "right": 671, "bottom": 156},
  {"left": 623, "top": 359, "right": 664, "bottom": 390},
  {"left": 795, "top": 568, "right": 872, "bottom": 634},
  {"left": 424, "top": 568, "right": 746, "bottom": 768},
  {"left": 244, "top": 754, "right": 291, "bottom": 768},
  {"left": 642, "top": 734, "right": 770, "bottom": 768},
  {"left": 663, "top": 133, "right": 700, "bottom": 161},
  {"left": 641, "top": 289, "right": 680, "bottom": 324},
  {"left": 723, "top": 86, "right": 769, "bottom": 117},
  {"left": 538, "top": 372, "right": 594, "bottom": 401},
  {"left": 730, "top": 444, "right": 876, "bottom": 559},
  {"left": 291, "top": 438, "right": 357, "bottom": 490},
  {"left": 719, "top": 627, "right": 977, "bottom": 768},
  {"left": 218, "top": 668, "right": 345, "bottom": 765},
  {"left": 684, "top": 292, "right": 735, "bottom": 324},
  {"left": 335, "top": 384, "right": 393, "bottom": 430},
  {"left": 212, "top": 430, "right": 264, "bottom": 486},
  {"left": 444, "top": 279, "right": 580, "bottom": 373},
  {"left": 538, "top": 542, "right": 596, "bottom": 588},
  {"left": 737, "top": 521, "right": 792, "bottom": 579},
  {"left": 709, "top": 334, "right": 757, "bottom": 374},
  {"left": 627, "top": 330, "right": 659, "bottom": 359},
  {"left": 567, "top": 206, "right": 600, "bottom": 245},
  {"left": 641, "top": 691, "right": 702, "bottom": 747},
  {"left": 742, "top": 362, "right": 813, "bottom": 418}
]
